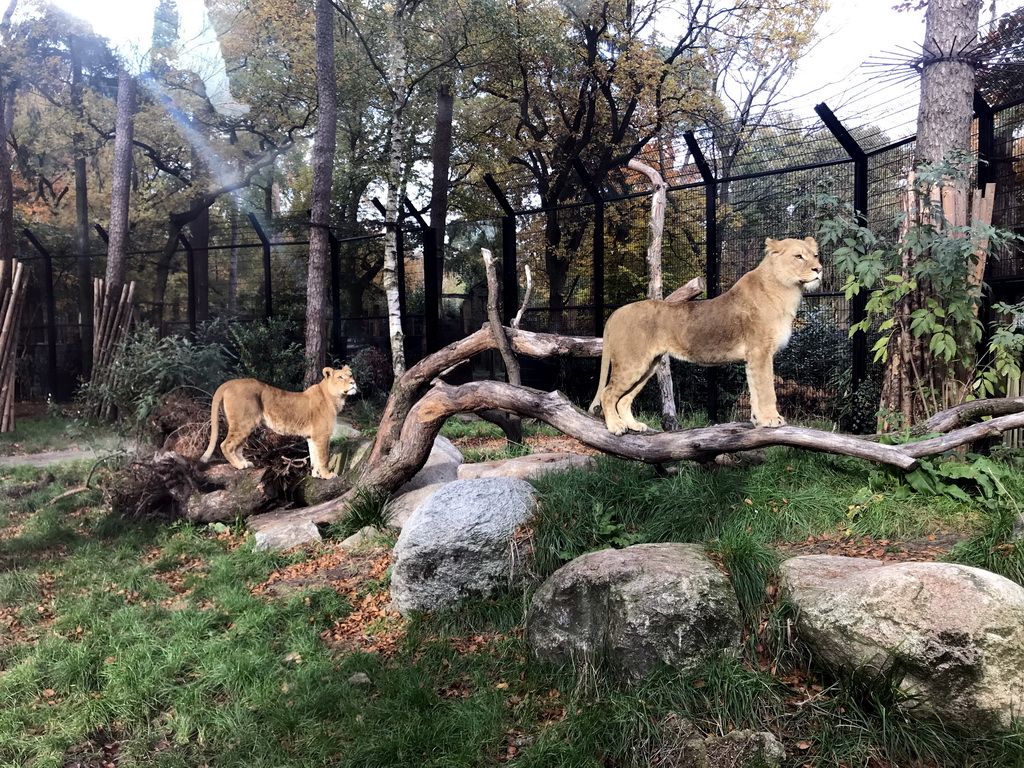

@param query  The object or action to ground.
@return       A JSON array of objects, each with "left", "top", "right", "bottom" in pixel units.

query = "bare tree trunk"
[
  {"left": 104, "top": 64, "right": 137, "bottom": 298},
  {"left": 429, "top": 80, "right": 453, "bottom": 329},
  {"left": 246, "top": 322, "right": 1024, "bottom": 530},
  {"left": 91, "top": 63, "right": 138, "bottom": 411},
  {"left": 189, "top": 133, "right": 213, "bottom": 326},
  {"left": 305, "top": 0, "right": 338, "bottom": 386},
  {"left": 0, "top": 44, "right": 14, "bottom": 292},
  {"left": 914, "top": 0, "right": 983, "bottom": 168},
  {"left": 629, "top": 158, "right": 678, "bottom": 431},
  {"left": 228, "top": 193, "right": 240, "bottom": 313},
  {"left": 71, "top": 35, "right": 93, "bottom": 378},
  {"left": 880, "top": 0, "right": 982, "bottom": 427}
]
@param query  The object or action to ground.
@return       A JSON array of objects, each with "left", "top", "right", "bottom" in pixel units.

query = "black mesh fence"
[{"left": 13, "top": 98, "right": 1024, "bottom": 423}]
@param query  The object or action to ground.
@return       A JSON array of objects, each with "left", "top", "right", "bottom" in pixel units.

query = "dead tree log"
[{"left": 247, "top": 322, "right": 1024, "bottom": 530}]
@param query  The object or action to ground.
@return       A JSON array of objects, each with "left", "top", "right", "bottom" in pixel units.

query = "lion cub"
[
  {"left": 200, "top": 366, "right": 358, "bottom": 479},
  {"left": 590, "top": 237, "right": 822, "bottom": 435}
]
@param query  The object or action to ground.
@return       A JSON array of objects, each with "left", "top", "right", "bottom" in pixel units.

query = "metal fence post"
[
  {"left": 329, "top": 231, "right": 342, "bottom": 358},
  {"left": 573, "top": 160, "right": 605, "bottom": 337},
  {"left": 484, "top": 174, "right": 518, "bottom": 324},
  {"left": 816, "top": 103, "right": 868, "bottom": 396},
  {"left": 404, "top": 198, "right": 440, "bottom": 353},
  {"left": 246, "top": 213, "right": 273, "bottom": 319},
  {"left": 177, "top": 233, "right": 197, "bottom": 337},
  {"left": 684, "top": 132, "right": 721, "bottom": 421},
  {"left": 22, "top": 230, "right": 58, "bottom": 400}
]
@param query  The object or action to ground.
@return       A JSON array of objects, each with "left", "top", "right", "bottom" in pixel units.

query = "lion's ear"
[
  {"left": 804, "top": 236, "right": 818, "bottom": 250},
  {"left": 764, "top": 237, "right": 780, "bottom": 252},
  {"left": 322, "top": 367, "right": 333, "bottom": 379}
]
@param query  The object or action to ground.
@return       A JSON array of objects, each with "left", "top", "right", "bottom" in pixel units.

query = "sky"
[
  {"left": 49, "top": 0, "right": 248, "bottom": 117},
  {"left": 780, "top": 0, "right": 1024, "bottom": 137},
  {"left": 45, "top": 0, "right": 1024, "bottom": 135}
]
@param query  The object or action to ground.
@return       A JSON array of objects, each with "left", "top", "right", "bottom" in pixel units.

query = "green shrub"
[
  {"left": 76, "top": 325, "right": 228, "bottom": 430},
  {"left": 224, "top": 317, "right": 306, "bottom": 390}
]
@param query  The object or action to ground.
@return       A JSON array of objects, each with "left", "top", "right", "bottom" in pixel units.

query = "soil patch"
[
  {"left": 774, "top": 531, "right": 967, "bottom": 563},
  {"left": 256, "top": 544, "right": 403, "bottom": 657}
]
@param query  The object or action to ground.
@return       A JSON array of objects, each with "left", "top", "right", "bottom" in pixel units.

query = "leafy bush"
[
  {"left": 223, "top": 317, "right": 306, "bottom": 391},
  {"left": 349, "top": 344, "right": 393, "bottom": 398},
  {"left": 76, "top": 324, "right": 228, "bottom": 430}
]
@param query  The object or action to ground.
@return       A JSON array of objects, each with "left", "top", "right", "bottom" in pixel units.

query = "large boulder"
[
  {"left": 527, "top": 543, "right": 743, "bottom": 682},
  {"left": 781, "top": 555, "right": 1024, "bottom": 731},
  {"left": 390, "top": 477, "right": 537, "bottom": 614}
]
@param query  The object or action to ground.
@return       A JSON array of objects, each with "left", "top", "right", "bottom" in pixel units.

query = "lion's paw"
[
  {"left": 606, "top": 422, "right": 628, "bottom": 436},
  {"left": 753, "top": 414, "right": 786, "bottom": 428}
]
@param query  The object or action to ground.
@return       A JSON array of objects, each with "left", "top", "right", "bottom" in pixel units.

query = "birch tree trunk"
[
  {"left": 382, "top": 2, "right": 411, "bottom": 379},
  {"left": 628, "top": 158, "right": 678, "bottom": 431},
  {"left": 305, "top": 0, "right": 338, "bottom": 386}
]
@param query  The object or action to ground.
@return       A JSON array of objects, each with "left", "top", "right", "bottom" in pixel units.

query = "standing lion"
[
  {"left": 200, "top": 366, "right": 358, "bottom": 478},
  {"left": 589, "top": 237, "right": 822, "bottom": 435}
]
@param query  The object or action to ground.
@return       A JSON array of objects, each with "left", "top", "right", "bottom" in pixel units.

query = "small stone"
[
  {"left": 253, "top": 520, "right": 321, "bottom": 552},
  {"left": 348, "top": 672, "right": 372, "bottom": 687}
]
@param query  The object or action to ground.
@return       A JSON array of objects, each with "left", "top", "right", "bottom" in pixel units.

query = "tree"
[
  {"left": 878, "top": 0, "right": 984, "bottom": 425},
  {"left": 103, "top": 62, "right": 136, "bottom": 296},
  {"left": 331, "top": 0, "right": 469, "bottom": 377},
  {"left": 304, "top": 0, "right": 338, "bottom": 386},
  {"left": 0, "top": 0, "right": 18, "bottom": 287},
  {"left": 475, "top": 0, "right": 736, "bottom": 332}
]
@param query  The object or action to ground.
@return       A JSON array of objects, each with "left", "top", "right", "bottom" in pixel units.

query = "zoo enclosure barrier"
[{"left": 12, "top": 94, "right": 1024, "bottom": 427}]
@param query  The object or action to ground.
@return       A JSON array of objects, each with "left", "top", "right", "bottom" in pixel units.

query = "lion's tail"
[
  {"left": 588, "top": 341, "right": 610, "bottom": 416},
  {"left": 200, "top": 386, "right": 225, "bottom": 464}
]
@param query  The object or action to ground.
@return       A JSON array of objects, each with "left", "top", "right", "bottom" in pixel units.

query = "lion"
[
  {"left": 200, "top": 366, "right": 358, "bottom": 479},
  {"left": 589, "top": 237, "right": 822, "bottom": 435}
]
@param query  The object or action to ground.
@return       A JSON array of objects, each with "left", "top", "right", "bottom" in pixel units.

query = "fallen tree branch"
[{"left": 246, "top": 322, "right": 1024, "bottom": 531}]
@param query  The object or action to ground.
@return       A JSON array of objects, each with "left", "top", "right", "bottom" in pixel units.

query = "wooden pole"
[{"left": 0, "top": 260, "right": 26, "bottom": 431}]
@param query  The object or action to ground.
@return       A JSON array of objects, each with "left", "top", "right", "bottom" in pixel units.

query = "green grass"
[
  {"left": 0, "top": 411, "right": 120, "bottom": 456},
  {"left": 3, "top": 438, "right": 1024, "bottom": 767}
]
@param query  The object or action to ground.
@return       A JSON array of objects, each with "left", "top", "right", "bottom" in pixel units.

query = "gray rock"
[
  {"left": 252, "top": 520, "right": 321, "bottom": 552},
  {"left": 390, "top": 478, "right": 537, "bottom": 614},
  {"left": 385, "top": 482, "right": 447, "bottom": 529},
  {"left": 331, "top": 420, "right": 362, "bottom": 440},
  {"left": 457, "top": 452, "right": 596, "bottom": 480},
  {"left": 655, "top": 715, "right": 785, "bottom": 768},
  {"left": 1012, "top": 513, "right": 1024, "bottom": 542},
  {"left": 395, "top": 436, "right": 463, "bottom": 494},
  {"left": 527, "top": 543, "right": 743, "bottom": 682},
  {"left": 331, "top": 435, "right": 373, "bottom": 476},
  {"left": 340, "top": 525, "right": 382, "bottom": 549},
  {"left": 348, "top": 672, "right": 372, "bottom": 687},
  {"left": 781, "top": 555, "right": 1024, "bottom": 731}
]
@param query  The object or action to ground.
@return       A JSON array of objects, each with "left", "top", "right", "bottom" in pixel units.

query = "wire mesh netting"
[{"left": 13, "top": 92, "right": 1024, "bottom": 425}]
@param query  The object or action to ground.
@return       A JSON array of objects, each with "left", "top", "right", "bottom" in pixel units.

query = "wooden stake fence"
[
  {"left": 91, "top": 278, "right": 135, "bottom": 419},
  {"left": 0, "top": 259, "right": 28, "bottom": 431}
]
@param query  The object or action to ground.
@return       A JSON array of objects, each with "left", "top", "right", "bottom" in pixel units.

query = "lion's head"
[
  {"left": 764, "top": 237, "right": 822, "bottom": 291},
  {"left": 322, "top": 365, "right": 358, "bottom": 398}
]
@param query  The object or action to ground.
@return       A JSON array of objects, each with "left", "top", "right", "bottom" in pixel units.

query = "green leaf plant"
[{"left": 807, "top": 152, "right": 1024, "bottom": 420}]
